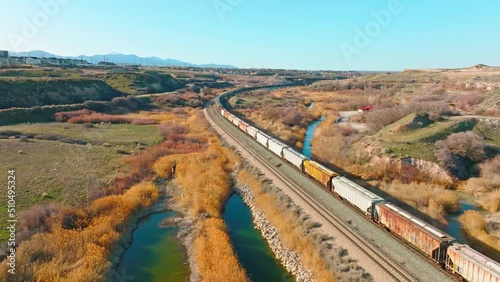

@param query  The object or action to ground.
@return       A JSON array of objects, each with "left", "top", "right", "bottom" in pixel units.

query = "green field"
[
  {"left": 0, "top": 122, "right": 161, "bottom": 241},
  {"left": 0, "top": 123, "right": 162, "bottom": 149}
]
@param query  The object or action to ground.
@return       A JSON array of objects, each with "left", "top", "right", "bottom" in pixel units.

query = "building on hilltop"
[
  {"left": 0, "top": 50, "right": 11, "bottom": 67},
  {"left": 2, "top": 52, "right": 91, "bottom": 67}
]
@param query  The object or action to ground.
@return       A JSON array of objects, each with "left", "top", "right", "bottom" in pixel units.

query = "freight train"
[{"left": 215, "top": 86, "right": 500, "bottom": 282}]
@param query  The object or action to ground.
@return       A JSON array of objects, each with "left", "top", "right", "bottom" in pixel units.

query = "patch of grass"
[
  {"left": 460, "top": 210, "right": 500, "bottom": 262},
  {"left": 373, "top": 114, "right": 493, "bottom": 161},
  {"left": 376, "top": 114, "right": 475, "bottom": 143},
  {"left": 0, "top": 139, "right": 127, "bottom": 241},
  {"left": 386, "top": 141, "right": 437, "bottom": 162},
  {"left": 99, "top": 71, "right": 184, "bottom": 95},
  {"left": 473, "top": 119, "right": 500, "bottom": 146},
  {"left": 0, "top": 122, "right": 161, "bottom": 149}
]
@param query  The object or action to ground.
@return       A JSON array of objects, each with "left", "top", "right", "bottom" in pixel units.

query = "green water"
[
  {"left": 224, "top": 194, "right": 294, "bottom": 282},
  {"left": 116, "top": 212, "right": 189, "bottom": 282},
  {"left": 444, "top": 192, "right": 480, "bottom": 243}
]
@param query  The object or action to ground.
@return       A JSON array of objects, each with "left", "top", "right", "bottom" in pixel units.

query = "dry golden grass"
[
  {"left": 238, "top": 170, "right": 337, "bottom": 282},
  {"left": 479, "top": 190, "right": 500, "bottom": 212},
  {"left": 0, "top": 181, "right": 159, "bottom": 282},
  {"left": 153, "top": 109, "right": 247, "bottom": 281},
  {"left": 375, "top": 180, "right": 459, "bottom": 223},
  {"left": 462, "top": 155, "right": 500, "bottom": 211},
  {"left": 154, "top": 144, "right": 237, "bottom": 217},
  {"left": 194, "top": 218, "right": 248, "bottom": 282},
  {"left": 459, "top": 210, "right": 500, "bottom": 261},
  {"left": 311, "top": 116, "right": 348, "bottom": 165},
  {"left": 153, "top": 110, "right": 240, "bottom": 218}
]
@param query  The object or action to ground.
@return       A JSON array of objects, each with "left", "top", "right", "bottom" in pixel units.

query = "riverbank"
[
  {"left": 234, "top": 173, "right": 314, "bottom": 281},
  {"left": 224, "top": 194, "right": 294, "bottom": 281},
  {"left": 235, "top": 164, "right": 370, "bottom": 281},
  {"left": 108, "top": 180, "right": 174, "bottom": 280}
]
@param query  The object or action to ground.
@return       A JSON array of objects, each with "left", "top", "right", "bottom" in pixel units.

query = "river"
[
  {"left": 116, "top": 212, "right": 189, "bottom": 282},
  {"left": 224, "top": 194, "right": 294, "bottom": 282},
  {"left": 443, "top": 192, "right": 480, "bottom": 242},
  {"left": 302, "top": 116, "right": 325, "bottom": 158}
]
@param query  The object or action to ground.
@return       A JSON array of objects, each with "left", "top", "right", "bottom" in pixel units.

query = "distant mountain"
[
  {"left": 403, "top": 64, "right": 500, "bottom": 73},
  {"left": 8, "top": 50, "right": 237, "bottom": 68}
]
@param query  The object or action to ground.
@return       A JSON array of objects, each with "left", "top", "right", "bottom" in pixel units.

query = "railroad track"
[{"left": 206, "top": 103, "right": 419, "bottom": 282}]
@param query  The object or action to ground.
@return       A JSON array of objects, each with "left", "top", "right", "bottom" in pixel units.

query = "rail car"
[
  {"left": 256, "top": 131, "right": 272, "bottom": 147},
  {"left": 303, "top": 160, "right": 337, "bottom": 188},
  {"left": 446, "top": 243, "right": 500, "bottom": 282},
  {"left": 214, "top": 85, "right": 500, "bottom": 282},
  {"left": 332, "top": 176, "right": 384, "bottom": 218},
  {"left": 268, "top": 138, "right": 288, "bottom": 157},
  {"left": 238, "top": 121, "right": 249, "bottom": 132},
  {"left": 282, "top": 147, "right": 308, "bottom": 170},
  {"left": 231, "top": 116, "right": 241, "bottom": 127},
  {"left": 246, "top": 126, "right": 259, "bottom": 139},
  {"left": 375, "top": 202, "right": 455, "bottom": 265}
]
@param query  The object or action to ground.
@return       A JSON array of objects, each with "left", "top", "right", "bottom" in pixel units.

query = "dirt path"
[{"left": 337, "top": 111, "right": 367, "bottom": 131}]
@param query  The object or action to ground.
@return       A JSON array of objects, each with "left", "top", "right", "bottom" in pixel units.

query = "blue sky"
[{"left": 1, "top": 0, "right": 499, "bottom": 70}]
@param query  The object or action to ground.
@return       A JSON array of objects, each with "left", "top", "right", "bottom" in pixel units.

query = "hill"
[
  {"left": 0, "top": 79, "right": 123, "bottom": 109},
  {"left": 370, "top": 113, "right": 500, "bottom": 161}
]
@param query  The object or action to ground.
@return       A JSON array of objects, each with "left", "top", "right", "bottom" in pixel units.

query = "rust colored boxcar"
[
  {"left": 375, "top": 202, "right": 454, "bottom": 264},
  {"left": 446, "top": 243, "right": 500, "bottom": 282},
  {"left": 223, "top": 111, "right": 230, "bottom": 120},
  {"left": 238, "top": 121, "right": 249, "bottom": 132},
  {"left": 302, "top": 160, "right": 337, "bottom": 188}
]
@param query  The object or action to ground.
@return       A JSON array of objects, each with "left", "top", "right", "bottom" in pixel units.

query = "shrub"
[
  {"left": 455, "top": 92, "right": 484, "bottom": 112},
  {"left": 111, "top": 96, "right": 138, "bottom": 109},
  {"left": 480, "top": 155, "right": 500, "bottom": 187},
  {"left": 459, "top": 210, "right": 500, "bottom": 261},
  {"left": 479, "top": 190, "right": 500, "bottom": 212},
  {"left": 194, "top": 219, "right": 248, "bottom": 282},
  {"left": 18, "top": 203, "right": 61, "bottom": 241},
  {"left": 54, "top": 109, "right": 92, "bottom": 122},
  {"left": 435, "top": 131, "right": 486, "bottom": 179},
  {"left": 158, "top": 123, "right": 190, "bottom": 139},
  {"left": 82, "top": 100, "right": 113, "bottom": 112},
  {"left": 0, "top": 182, "right": 159, "bottom": 281},
  {"left": 66, "top": 112, "right": 157, "bottom": 125}
]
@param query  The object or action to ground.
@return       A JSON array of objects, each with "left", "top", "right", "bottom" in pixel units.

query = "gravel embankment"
[
  {"left": 234, "top": 167, "right": 371, "bottom": 281},
  {"left": 234, "top": 172, "right": 314, "bottom": 281}
]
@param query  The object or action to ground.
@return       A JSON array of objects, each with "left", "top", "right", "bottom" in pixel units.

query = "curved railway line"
[
  {"left": 208, "top": 84, "right": 500, "bottom": 282},
  {"left": 206, "top": 101, "right": 429, "bottom": 281}
]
